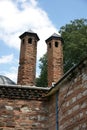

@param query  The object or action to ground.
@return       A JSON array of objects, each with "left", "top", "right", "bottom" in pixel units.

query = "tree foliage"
[
  {"left": 60, "top": 18, "right": 87, "bottom": 72},
  {"left": 36, "top": 18, "right": 87, "bottom": 87},
  {"left": 36, "top": 54, "right": 48, "bottom": 87}
]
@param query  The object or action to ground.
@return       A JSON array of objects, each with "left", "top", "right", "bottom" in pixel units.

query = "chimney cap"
[
  {"left": 45, "top": 32, "right": 63, "bottom": 43},
  {"left": 27, "top": 29, "right": 34, "bottom": 33},
  {"left": 19, "top": 30, "right": 40, "bottom": 41},
  {"left": 51, "top": 32, "right": 61, "bottom": 37}
]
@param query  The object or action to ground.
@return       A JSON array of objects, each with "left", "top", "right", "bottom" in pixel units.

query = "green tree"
[
  {"left": 36, "top": 18, "right": 87, "bottom": 86},
  {"left": 36, "top": 54, "right": 48, "bottom": 87},
  {"left": 60, "top": 18, "right": 87, "bottom": 72}
]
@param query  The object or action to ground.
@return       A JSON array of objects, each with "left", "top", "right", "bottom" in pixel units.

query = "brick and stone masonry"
[
  {"left": 17, "top": 30, "right": 39, "bottom": 86},
  {"left": 45, "top": 33, "right": 63, "bottom": 87},
  {"left": 58, "top": 60, "right": 87, "bottom": 130},
  {"left": 0, "top": 59, "right": 87, "bottom": 130},
  {"left": 0, "top": 98, "right": 49, "bottom": 130}
]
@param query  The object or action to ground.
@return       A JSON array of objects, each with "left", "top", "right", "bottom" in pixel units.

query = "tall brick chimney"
[
  {"left": 46, "top": 33, "right": 63, "bottom": 87},
  {"left": 17, "top": 30, "right": 39, "bottom": 85}
]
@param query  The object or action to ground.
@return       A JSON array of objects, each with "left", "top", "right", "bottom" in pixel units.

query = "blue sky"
[
  {"left": 38, "top": 0, "right": 87, "bottom": 28},
  {"left": 0, "top": 0, "right": 87, "bottom": 82}
]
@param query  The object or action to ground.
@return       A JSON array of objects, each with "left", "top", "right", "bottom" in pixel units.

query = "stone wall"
[
  {"left": 48, "top": 95, "right": 56, "bottom": 130},
  {"left": 0, "top": 99, "right": 49, "bottom": 130},
  {"left": 58, "top": 62, "right": 87, "bottom": 130}
]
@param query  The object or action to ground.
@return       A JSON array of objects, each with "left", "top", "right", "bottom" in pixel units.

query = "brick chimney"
[
  {"left": 45, "top": 33, "right": 63, "bottom": 87},
  {"left": 17, "top": 30, "right": 39, "bottom": 85}
]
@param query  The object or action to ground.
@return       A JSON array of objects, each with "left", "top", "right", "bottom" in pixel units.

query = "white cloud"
[
  {"left": 0, "top": 54, "right": 13, "bottom": 64},
  {"left": 0, "top": 0, "right": 58, "bottom": 58},
  {"left": 4, "top": 66, "right": 18, "bottom": 83},
  {"left": 0, "top": 54, "right": 18, "bottom": 82},
  {"left": 0, "top": 66, "right": 18, "bottom": 83}
]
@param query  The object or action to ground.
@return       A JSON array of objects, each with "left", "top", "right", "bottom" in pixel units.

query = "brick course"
[
  {"left": 58, "top": 62, "right": 87, "bottom": 130},
  {"left": 48, "top": 95, "right": 56, "bottom": 130},
  {"left": 0, "top": 99, "right": 49, "bottom": 130}
]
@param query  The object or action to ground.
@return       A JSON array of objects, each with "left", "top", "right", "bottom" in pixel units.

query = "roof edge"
[
  {"left": 46, "top": 56, "right": 87, "bottom": 97},
  {"left": 19, "top": 32, "right": 40, "bottom": 41},
  {"left": 0, "top": 84, "right": 50, "bottom": 90}
]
